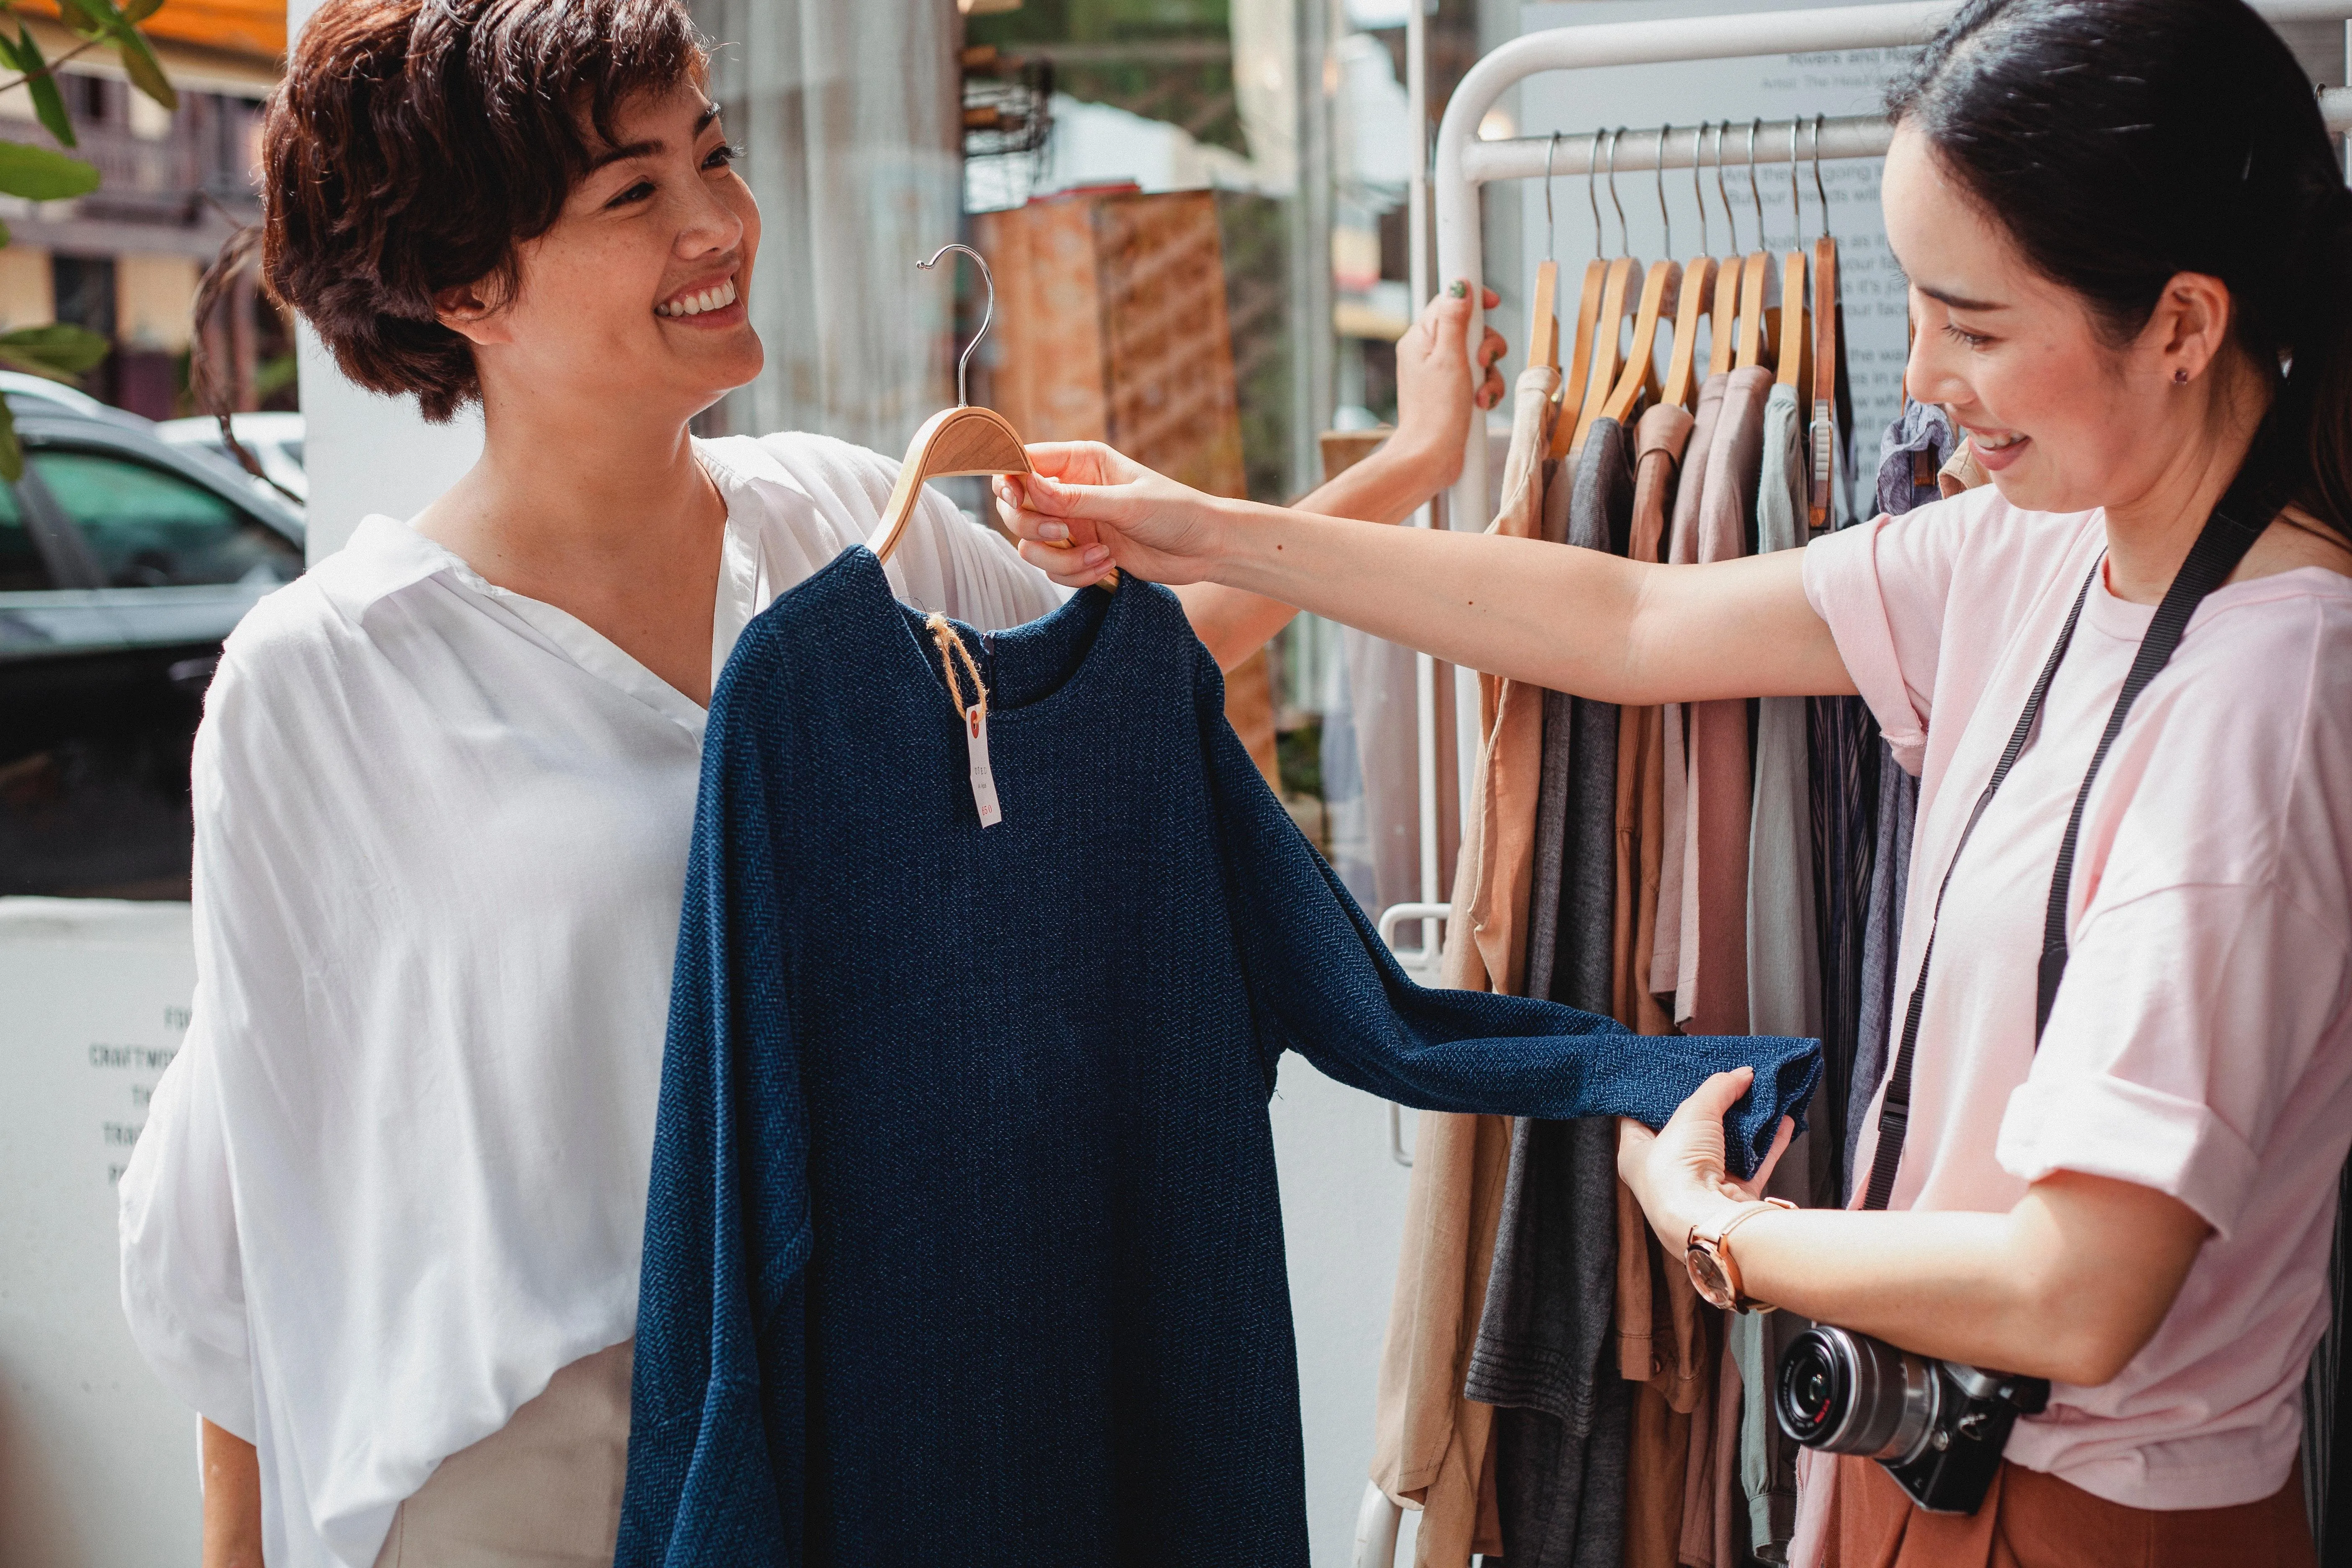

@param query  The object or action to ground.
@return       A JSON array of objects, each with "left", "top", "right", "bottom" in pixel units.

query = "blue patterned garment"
[{"left": 616, "top": 548, "right": 1820, "bottom": 1568}]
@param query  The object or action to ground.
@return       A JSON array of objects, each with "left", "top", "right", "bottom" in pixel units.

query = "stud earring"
[{"left": 2174, "top": 368, "right": 2190, "bottom": 384}]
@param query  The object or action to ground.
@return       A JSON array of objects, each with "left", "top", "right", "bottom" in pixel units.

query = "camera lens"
[
  {"left": 1777, "top": 1335, "right": 1841, "bottom": 1443},
  {"left": 1776, "top": 1326, "right": 1942, "bottom": 1464}
]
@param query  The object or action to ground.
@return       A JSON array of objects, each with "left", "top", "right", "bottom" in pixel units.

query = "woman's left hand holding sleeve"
[{"left": 1618, "top": 1066, "right": 1795, "bottom": 1252}]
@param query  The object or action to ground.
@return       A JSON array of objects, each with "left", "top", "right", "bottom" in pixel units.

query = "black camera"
[{"left": 1774, "top": 1324, "right": 2050, "bottom": 1515}]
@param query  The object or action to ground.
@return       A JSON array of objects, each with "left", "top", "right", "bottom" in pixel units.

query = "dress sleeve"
[
  {"left": 118, "top": 671, "right": 261, "bottom": 1441},
  {"left": 1999, "top": 882, "right": 2349, "bottom": 1239},
  {"left": 117, "top": 1014, "right": 254, "bottom": 1440},
  {"left": 1190, "top": 641, "right": 1821, "bottom": 1179},
  {"left": 616, "top": 635, "right": 803, "bottom": 1568},
  {"left": 1799, "top": 501, "right": 1968, "bottom": 774}
]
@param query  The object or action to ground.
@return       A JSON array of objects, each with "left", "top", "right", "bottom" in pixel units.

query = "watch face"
[{"left": 1687, "top": 1245, "right": 1736, "bottom": 1310}]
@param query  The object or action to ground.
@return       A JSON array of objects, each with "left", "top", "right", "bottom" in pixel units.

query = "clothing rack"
[{"left": 1359, "top": 4, "right": 2352, "bottom": 1560}]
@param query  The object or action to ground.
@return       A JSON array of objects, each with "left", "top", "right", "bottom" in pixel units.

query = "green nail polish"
[{"left": 1448, "top": 280, "right": 1469, "bottom": 299}]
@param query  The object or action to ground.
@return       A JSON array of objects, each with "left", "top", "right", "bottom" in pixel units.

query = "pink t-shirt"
[{"left": 1800, "top": 485, "right": 2352, "bottom": 1513}]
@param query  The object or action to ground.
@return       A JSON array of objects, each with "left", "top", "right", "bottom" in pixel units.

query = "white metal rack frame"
[{"left": 1359, "top": 3, "right": 2352, "bottom": 1559}]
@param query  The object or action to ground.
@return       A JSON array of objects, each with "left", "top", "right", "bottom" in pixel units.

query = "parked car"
[
  {"left": 0, "top": 391, "right": 305, "bottom": 898},
  {"left": 157, "top": 410, "right": 309, "bottom": 506}
]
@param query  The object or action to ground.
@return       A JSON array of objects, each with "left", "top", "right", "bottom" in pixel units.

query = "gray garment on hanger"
[
  {"left": 1732, "top": 384, "right": 1819, "bottom": 1562},
  {"left": 1467, "top": 418, "right": 1635, "bottom": 1568},
  {"left": 1848, "top": 746, "right": 1918, "bottom": 1194},
  {"left": 1844, "top": 405, "right": 1946, "bottom": 1195},
  {"left": 1749, "top": 385, "right": 1824, "bottom": 1056},
  {"left": 1874, "top": 398, "right": 1956, "bottom": 518}
]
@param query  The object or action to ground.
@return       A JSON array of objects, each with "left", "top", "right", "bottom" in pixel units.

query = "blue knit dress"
[{"left": 617, "top": 547, "right": 1818, "bottom": 1567}]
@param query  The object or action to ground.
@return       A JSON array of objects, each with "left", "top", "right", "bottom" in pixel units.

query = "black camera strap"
[{"left": 1858, "top": 475, "right": 2272, "bottom": 1212}]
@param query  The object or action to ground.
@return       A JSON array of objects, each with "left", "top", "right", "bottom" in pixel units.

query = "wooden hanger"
[
  {"left": 1602, "top": 258, "right": 1680, "bottom": 425},
  {"left": 872, "top": 245, "right": 1115, "bottom": 585},
  {"left": 1554, "top": 257, "right": 1607, "bottom": 456},
  {"left": 1572, "top": 253, "right": 1640, "bottom": 453},
  {"left": 1530, "top": 259, "right": 1560, "bottom": 370},
  {"left": 1529, "top": 133, "right": 1565, "bottom": 371},
  {"left": 1777, "top": 251, "right": 1809, "bottom": 389},
  {"left": 1663, "top": 124, "right": 1719, "bottom": 411},
  {"left": 1707, "top": 121, "right": 1743, "bottom": 380},
  {"left": 1733, "top": 119, "right": 1774, "bottom": 372},
  {"left": 1808, "top": 116, "right": 1844, "bottom": 530},
  {"left": 1777, "top": 120, "right": 1809, "bottom": 391},
  {"left": 1600, "top": 126, "right": 1683, "bottom": 426},
  {"left": 1571, "top": 128, "right": 1642, "bottom": 455},
  {"left": 1556, "top": 128, "right": 1623, "bottom": 458}
]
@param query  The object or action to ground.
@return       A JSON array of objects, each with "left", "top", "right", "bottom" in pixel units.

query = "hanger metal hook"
[
  {"left": 1715, "top": 119, "right": 1736, "bottom": 254},
  {"left": 1746, "top": 116, "right": 1763, "bottom": 246},
  {"left": 1587, "top": 125, "right": 1604, "bottom": 260},
  {"left": 1691, "top": 120, "right": 1708, "bottom": 258},
  {"left": 1811, "top": 114, "right": 1830, "bottom": 239},
  {"left": 1544, "top": 130, "right": 1562, "bottom": 262},
  {"left": 1605, "top": 126, "right": 1627, "bottom": 255},
  {"left": 1785, "top": 119, "right": 1800, "bottom": 242},
  {"left": 1654, "top": 123, "right": 1671, "bottom": 259},
  {"left": 917, "top": 242, "right": 993, "bottom": 408}
]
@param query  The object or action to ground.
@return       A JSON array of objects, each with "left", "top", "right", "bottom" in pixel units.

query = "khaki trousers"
[{"left": 372, "top": 1340, "right": 633, "bottom": 1568}]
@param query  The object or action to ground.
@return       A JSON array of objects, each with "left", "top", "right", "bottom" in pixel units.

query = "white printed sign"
[{"left": 0, "top": 897, "right": 200, "bottom": 1565}]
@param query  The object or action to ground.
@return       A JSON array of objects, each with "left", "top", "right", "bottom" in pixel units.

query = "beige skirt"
[{"left": 372, "top": 1339, "right": 634, "bottom": 1568}]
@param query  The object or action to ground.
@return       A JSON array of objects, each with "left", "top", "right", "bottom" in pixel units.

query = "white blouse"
[{"left": 117, "top": 433, "right": 1062, "bottom": 1568}]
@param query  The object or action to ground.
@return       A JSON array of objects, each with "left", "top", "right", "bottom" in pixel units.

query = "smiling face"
[
  {"left": 440, "top": 77, "right": 762, "bottom": 426},
  {"left": 1881, "top": 124, "right": 2236, "bottom": 516}
]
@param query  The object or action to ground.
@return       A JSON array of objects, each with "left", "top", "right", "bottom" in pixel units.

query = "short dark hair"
[
  {"left": 1890, "top": 0, "right": 2352, "bottom": 536},
  {"left": 261, "top": 0, "right": 706, "bottom": 423}
]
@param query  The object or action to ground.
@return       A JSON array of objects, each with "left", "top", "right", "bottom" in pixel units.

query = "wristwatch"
[{"left": 1685, "top": 1197, "right": 1796, "bottom": 1313}]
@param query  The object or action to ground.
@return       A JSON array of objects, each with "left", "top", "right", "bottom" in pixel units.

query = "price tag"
[{"left": 965, "top": 704, "right": 1002, "bottom": 828}]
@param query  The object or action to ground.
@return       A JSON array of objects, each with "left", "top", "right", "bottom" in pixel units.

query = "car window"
[
  {"left": 0, "top": 479, "right": 46, "bottom": 591},
  {"left": 31, "top": 449, "right": 302, "bottom": 588}
]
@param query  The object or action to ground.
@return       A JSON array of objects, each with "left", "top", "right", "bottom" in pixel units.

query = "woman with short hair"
[
  {"left": 119, "top": 3, "right": 1504, "bottom": 1564},
  {"left": 1001, "top": 1, "right": 2352, "bottom": 1560}
]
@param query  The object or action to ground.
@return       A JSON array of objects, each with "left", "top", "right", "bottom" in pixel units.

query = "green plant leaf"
[
  {"left": 0, "top": 140, "right": 97, "bottom": 199},
  {"left": 123, "top": 0, "right": 165, "bottom": 20},
  {"left": 0, "top": 217, "right": 15, "bottom": 248},
  {"left": 113, "top": 30, "right": 173, "bottom": 111},
  {"left": 57, "top": 0, "right": 173, "bottom": 111},
  {"left": 46, "top": 0, "right": 102, "bottom": 38},
  {"left": 0, "top": 322, "right": 111, "bottom": 379},
  {"left": 0, "top": 401, "right": 25, "bottom": 485},
  {"left": 13, "top": 26, "right": 75, "bottom": 147}
]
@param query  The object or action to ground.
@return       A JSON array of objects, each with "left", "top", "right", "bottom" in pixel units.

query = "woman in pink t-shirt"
[{"left": 996, "top": 1, "right": 2350, "bottom": 1561}]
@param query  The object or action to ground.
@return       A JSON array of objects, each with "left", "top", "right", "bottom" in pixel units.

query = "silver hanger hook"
[
  {"left": 1811, "top": 114, "right": 1830, "bottom": 239},
  {"left": 1654, "top": 123, "right": 1671, "bottom": 259},
  {"left": 1746, "top": 117, "right": 1764, "bottom": 246},
  {"left": 1789, "top": 116, "right": 1803, "bottom": 246},
  {"left": 1605, "top": 126, "right": 1627, "bottom": 256},
  {"left": 1587, "top": 125, "right": 1604, "bottom": 260},
  {"left": 1544, "top": 130, "right": 1562, "bottom": 262},
  {"left": 1715, "top": 119, "right": 1736, "bottom": 254},
  {"left": 1691, "top": 120, "right": 1708, "bottom": 258},
  {"left": 917, "top": 243, "right": 993, "bottom": 407}
]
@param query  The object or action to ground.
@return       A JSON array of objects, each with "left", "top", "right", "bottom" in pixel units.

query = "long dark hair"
[{"left": 1889, "top": 0, "right": 2352, "bottom": 535}]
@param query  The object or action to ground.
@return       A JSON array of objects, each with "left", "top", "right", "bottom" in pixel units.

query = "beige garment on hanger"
[
  {"left": 1371, "top": 366, "right": 1559, "bottom": 1565},
  {"left": 1939, "top": 438, "right": 1990, "bottom": 496},
  {"left": 372, "top": 1339, "right": 633, "bottom": 1568}
]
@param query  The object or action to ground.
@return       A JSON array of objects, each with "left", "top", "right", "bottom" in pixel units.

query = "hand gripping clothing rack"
[{"left": 1358, "top": 3, "right": 2352, "bottom": 1560}]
